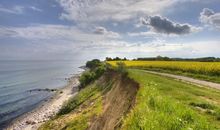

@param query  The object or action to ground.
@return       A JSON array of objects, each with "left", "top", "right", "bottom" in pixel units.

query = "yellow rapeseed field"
[{"left": 107, "top": 61, "right": 220, "bottom": 76}]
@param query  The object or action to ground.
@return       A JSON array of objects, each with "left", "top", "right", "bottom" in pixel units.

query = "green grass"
[
  {"left": 58, "top": 83, "right": 101, "bottom": 115},
  {"left": 142, "top": 67, "right": 220, "bottom": 84},
  {"left": 39, "top": 68, "right": 220, "bottom": 130},
  {"left": 39, "top": 79, "right": 113, "bottom": 130},
  {"left": 122, "top": 69, "right": 220, "bottom": 130}
]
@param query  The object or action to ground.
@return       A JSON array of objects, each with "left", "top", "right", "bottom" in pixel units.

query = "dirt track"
[{"left": 143, "top": 70, "right": 220, "bottom": 90}]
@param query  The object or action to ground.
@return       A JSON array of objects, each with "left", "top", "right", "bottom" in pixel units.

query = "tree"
[
  {"left": 86, "top": 59, "right": 101, "bottom": 69},
  {"left": 105, "top": 57, "right": 113, "bottom": 61}
]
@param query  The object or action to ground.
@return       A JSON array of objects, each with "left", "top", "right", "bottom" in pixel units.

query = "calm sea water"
[{"left": 0, "top": 60, "right": 84, "bottom": 128}]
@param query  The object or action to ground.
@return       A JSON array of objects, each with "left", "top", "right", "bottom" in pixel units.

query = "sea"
[{"left": 0, "top": 60, "right": 84, "bottom": 129}]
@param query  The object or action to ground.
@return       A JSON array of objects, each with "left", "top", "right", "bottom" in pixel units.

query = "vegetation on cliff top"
[
  {"left": 39, "top": 59, "right": 220, "bottom": 130},
  {"left": 39, "top": 61, "right": 137, "bottom": 130},
  {"left": 122, "top": 69, "right": 220, "bottom": 129},
  {"left": 79, "top": 59, "right": 106, "bottom": 89},
  {"left": 108, "top": 60, "right": 220, "bottom": 83}
]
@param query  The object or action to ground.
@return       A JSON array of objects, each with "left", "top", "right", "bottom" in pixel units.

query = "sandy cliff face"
[{"left": 88, "top": 72, "right": 139, "bottom": 130}]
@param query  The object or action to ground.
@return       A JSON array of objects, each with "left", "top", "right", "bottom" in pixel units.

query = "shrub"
[
  {"left": 189, "top": 102, "right": 215, "bottom": 110},
  {"left": 79, "top": 71, "right": 96, "bottom": 88},
  {"left": 80, "top": 62, "right": 106, "bottom": 89},
  {"left": 94, "top": 65, "right": 106, "bottom": 79},
  {"left": 116, "top": 62, "right": 128, "bottom": 76},
  {"left": 86, "top": 59, "right": 101, "bottom": 69}
]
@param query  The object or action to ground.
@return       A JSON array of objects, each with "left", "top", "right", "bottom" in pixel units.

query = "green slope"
[
  {"left": 39, "top": 68, "right": 220, "bottom": 130},
  {"left": 122, "top": 69, "right": 220, "bottom": 130}
]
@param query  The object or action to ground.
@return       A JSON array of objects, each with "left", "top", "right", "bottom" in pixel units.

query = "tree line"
[{"left": 105, "top": 56, "right": 220, "bottom": 62}]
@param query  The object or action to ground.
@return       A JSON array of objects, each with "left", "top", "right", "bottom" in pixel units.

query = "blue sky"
[{"left": 0, "top": 0, "right": 220, "bottom": 60}]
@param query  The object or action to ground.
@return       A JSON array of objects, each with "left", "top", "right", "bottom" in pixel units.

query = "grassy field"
[
  {"left": 107, "top": 61, "right": 220, "bottom": 83},
  {"left": 122, "top": 69, "right": 220, "bottom": 130}
]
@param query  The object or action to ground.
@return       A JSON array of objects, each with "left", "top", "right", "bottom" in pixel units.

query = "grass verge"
[
  {"left": 143, "top": 68, "right": 220, "bottom": 84},
  {"left": 122, "top": 69, "right": 220, "bottom": 130}
]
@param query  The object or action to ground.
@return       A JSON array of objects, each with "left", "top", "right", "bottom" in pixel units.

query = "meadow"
[
  {"left": 122, "top": 69, "right": 220, "bottom": 129},
  {"left": 108, "top": 61, "right": 220, "bottom": 83}
]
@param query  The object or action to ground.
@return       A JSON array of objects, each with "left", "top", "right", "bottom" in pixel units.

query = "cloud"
[
  {"left": 0, "top": 5, "right": 24, "bottom": 14},
  {"left": 57, "top": 0, "right": 175, "bottom": 22},
  {"left": 0, "top": 24, "right": 120, "bottom": 43},
  {"left": 29, "top": 6, "right": 43, "bottom": 12},
  {"left": 94, "top": 27, "right": 108, "bottom": 35},
  {"left": 0, "top": 27, "right": 18, "bottom": 37},
  {"left": 78, "top": 39, "right": 220, "bottom": 58},
  {"left": 94, "top": 26, "right": 120, "bottom": 38},
  {"left": 0, "top": 24, "right": 122, "bottom": 60},
  {"left": 141, "top": 16, "right": 200, "bottom": 35},
  {"left": 0, "top": 5, "right": 42, "bottom": 15},
  {"left": 127, "top": 31, "right": 162, "bottom": 39},
  {"left": 200, "top": 8, "right": 220, "bottom": 30}
]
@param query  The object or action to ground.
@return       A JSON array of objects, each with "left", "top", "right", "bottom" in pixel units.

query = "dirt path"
[{"left": 143, "top": 70, "right": 220, "bottom": 90}]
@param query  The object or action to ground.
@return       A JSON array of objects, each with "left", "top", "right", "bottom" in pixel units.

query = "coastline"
[{"left": 5, "top": 74, "right": 80, "bottom": 130}]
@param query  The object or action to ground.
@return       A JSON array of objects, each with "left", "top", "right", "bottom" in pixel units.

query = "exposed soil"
[{"left": 88, "top": 73, "right": 139, "bottom": 130}]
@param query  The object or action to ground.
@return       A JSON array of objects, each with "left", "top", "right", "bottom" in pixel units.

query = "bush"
[
  {"left": 79, "top": 64, "right": 106, "bottom": 89},
  {"left": 116, "top": 62, "right": 128, "bottom": 76},
  {"left": 86, "top": 59, "right": 101, "bottom": 69},
  {"left": 94, "top": 65, "right": 106, "bottom": 79},
  {"left": 189, "top": 102, "right": 215, "bottom": 110},
  {"left": 79, "top": 71, "right": 96, "bottom": 88}
]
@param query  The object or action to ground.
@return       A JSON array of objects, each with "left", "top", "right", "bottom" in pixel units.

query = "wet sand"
[{"left": 5, "top": 75, "right": 80, "bottom": 130}]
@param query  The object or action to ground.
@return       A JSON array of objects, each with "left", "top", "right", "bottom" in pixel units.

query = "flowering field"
[{"left": 107, "top": 61, "right": 220, "bottom": 76}]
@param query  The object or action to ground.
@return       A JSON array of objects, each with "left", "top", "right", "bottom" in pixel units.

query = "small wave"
[
  {"left": 0, "top": 93, "right": 38, "bottom": 107},
  {"left": 0, "top": 95, "right": 51, "bottom": 128}
]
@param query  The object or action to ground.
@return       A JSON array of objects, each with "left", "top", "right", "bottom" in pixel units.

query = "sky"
[{"left": 0, "top": 0, "right": 220, "bottom": 60}]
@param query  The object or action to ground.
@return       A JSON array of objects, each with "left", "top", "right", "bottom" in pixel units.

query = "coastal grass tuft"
[
  {"left": 189, "top": 102, "right": 215, "bottom": 110},
  {"left": 60, "top": 97, "right": 102, "bottom": 130},
  {"left": 39, "top": 82, "right": 104, "bottom": 130},
  {"left": 58, "top": 83, "right": 101, "bottom": 115},
  {"left": 122, "top": 69, "right": 220, "bottom": 129},
  {"left": 39, "top": 71, "right": 114, "bottom": 130}
]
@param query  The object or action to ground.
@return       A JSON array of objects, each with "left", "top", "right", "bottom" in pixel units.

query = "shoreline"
[{"left": 5, "top": 74, "right": 80, "bottom": 130}]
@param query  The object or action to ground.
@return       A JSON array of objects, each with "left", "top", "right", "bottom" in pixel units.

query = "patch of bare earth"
[{"left": 88, "top": 74, "right": 139, "bottom": 130}]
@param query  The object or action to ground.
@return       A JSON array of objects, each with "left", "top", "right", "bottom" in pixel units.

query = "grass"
[
  {"left": 39, "top": 66, "right": 220, "bottom": 130},
  {"left": 122, "top": 69, "right": 220, "bottom": 130},
  {"left": 58, "top": 83, "right": 101, "bottom": 115},
  {"left": 39, "top": 78, "right": 113, "bottom": 130}
]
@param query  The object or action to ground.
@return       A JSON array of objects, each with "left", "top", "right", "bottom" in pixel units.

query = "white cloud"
[
  {"left": 94, "top": 26, "right": 120, "bottom": 38},
  {"left": 57, "top": 0, "right": 175, "bottom": 22},
  {"left": 0, "top": 5, "right": 43, "bottom": 15},
  {"left": 1, "top": 24, "right": 219, "bottom": 59},
  {"left": 0, "top": 27, "right": 18, "bottom": 37},
  {"left": 29, "top": 6, "right": 43, "bottom": 12},
  {"left": 128, "top": 31, "right": 184, "bottom": 38},
  {"left": 0, "top": 5, "right": 24, "bottom": 14},
  {"left": 0, "top": 24, "right": 120, "bottom": 42},
  {"left": 92, "top": 40, "right": 220, "bottom": 58},
  {"left": 200, "top": 8, "right": 220, "bottom": 30}
]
